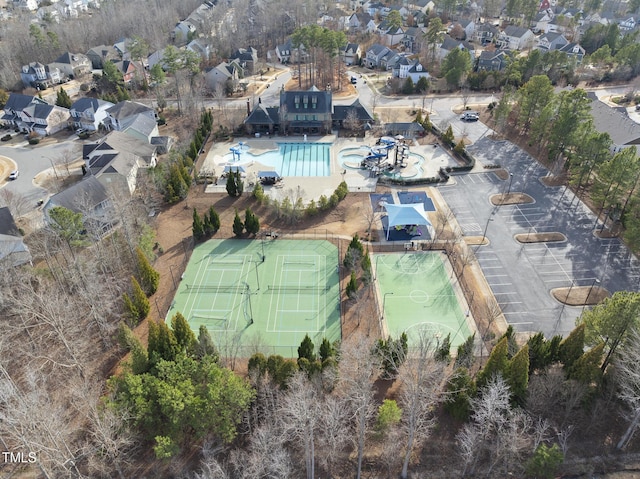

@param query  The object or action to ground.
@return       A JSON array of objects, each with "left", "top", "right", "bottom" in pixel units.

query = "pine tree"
[
  {"left": 136, "top": 247, "right": 159, "bottom": 295},
  {"left": 203, "top": 212, "right": 214, "bottom": 237},
  {"left": 319, "top": 338, "right": 336, "bottom": 362},
  {"left": 208, "top": 206, "right": 220, "bottom": 233},
  {"left": 196, "top": 324, "right": 218, "bottom": 359},
  {"left": 476, "top": 336, "right": 509, "bottom": 389},
  {"left": 171, "top": 312, "right": 196, "bottom": 355},
  {"left": 567, "top": 342, "right": 605, "bottom": 384},
  {"left": 55, "top": 88, "right": 72, "bottom": 108},
  {"left": 253, "top": 181, "right": 265, "bottom": 203},
  {"left": 442, "top": 125, "right": 455, "bottom": 146},
  {"left": 455, "top": 333, "right": 475, "bottom": 368},
  {"left": 506, "top": 344, "right": 529, "bottom": 405},
  {"left": 435, "top": 332, "right": 452, "bottom": 363},
  {"left": 444, "top": 367, "right": 476, "bottom": 420},
  {"left": 226, "top": 170, "right": 237, "bottom": 197},
  {"left": 232, "top": 210, "right": 244, "bottom": 237},
  {"left": 361, "top": 249, "right": 372, "bottom": 284},
  {"left": 297, "top": 334, "right": 316, "bottom": 363},
  {"left": 235, "top": 171, "right": 244, "bottom": 195},
  {"left": 154, "top": 320, "right": 179, "bottom": 363},
  {"left": 192, "top": 208, "right": 205, "bottom": 240},
  {"left": 559, "top": 323, "right": 585, "bottom": 371},
  {"left": 346, "top": 271, "right": 358, "bottom": 298},
  {"left": 122, "top": 292, "right": 139, "bottom": 326},
  {"left": 131, "top": 276, "right": 150, "bottom": 321},
  {"left": 244, "top": 208, "right": 260, "bottom": 235}
]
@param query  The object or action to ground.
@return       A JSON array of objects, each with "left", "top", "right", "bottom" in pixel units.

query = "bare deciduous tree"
[{"left": 615, "top": 328, "right": 640, "bottom": 449}]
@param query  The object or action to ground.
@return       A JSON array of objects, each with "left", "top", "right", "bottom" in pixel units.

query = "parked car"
[
  {"left": 350, "top": 76, "right": 357, "bottom": 84},
  {"left": 8, "top": 170, "right": 19, "bottom": 180},
  {"left": 460, "top": 111, "right": 479, "bottom": 121}
]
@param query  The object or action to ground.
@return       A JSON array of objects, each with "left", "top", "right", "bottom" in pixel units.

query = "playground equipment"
[
  {"left": 229, "top": 141, "right": 249, "bottom": 161},
  {"left": 360, "top": 136, "right": 411, "bottom": 176}
]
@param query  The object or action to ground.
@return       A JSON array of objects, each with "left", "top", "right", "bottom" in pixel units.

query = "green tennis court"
[
  {"left": 166, "top": 239, "right": 341, "bottom": 356},
  {"left": 374, "top": 252, "right": 472, "bottom": 348}
]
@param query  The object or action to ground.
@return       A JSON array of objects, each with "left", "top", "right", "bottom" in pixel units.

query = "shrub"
[{"left": 28, "top": 137, "right": 40, "bottom": 145}]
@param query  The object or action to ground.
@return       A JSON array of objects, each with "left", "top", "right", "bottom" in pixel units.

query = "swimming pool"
[
  {"left": 223, "top": 142, "right": 332, "bottom": 177},
  {"left": 338, "top": 147, "right": 425, "bottom": 178}
]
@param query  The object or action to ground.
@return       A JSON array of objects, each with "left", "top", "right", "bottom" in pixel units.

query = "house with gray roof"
[
  {"left": 333, "top": 98, "right": 374, "bottom": 130},
  {"left": 2, "top": 93, "right": 68, "bottom": 136},
  {"left": 49, "top": 52, "right": 92, "bottom": 78},
  {"left": 83, "top": 131, "right": 157, "bottom": 194},
  {"left": 536, "top": 32, "right": 568, "bottom": 52},
  {"left": 438, "top": 35, "right": 475, "bottom": 60},
  {"left": 476, "top": 49, "right": 512, "bottom": 71},
  {"left": 43, "top": 176, "right": 116, "bottom": 238},
  {"left": 274, "top": 38, "right": 308, "bottom": 64},
  {"left": 365, "top": 44, "right": 392, "bottom": 68},
  {"left": 588, "top": 94, "right": 640, "bottom": 153},
  {"left": 229, "top": 47, "right": 258, "bottom": 75},
  {"left": 558, "top": 42, "right": 585, "bottom": 64},
  {"left": 348, "top": 12, "right": 377, "bottom": 32},
  {"left": 497, "top": 25, "right": 535, "bottom": 50},
  {"left": 393, "top": 57, "right": 430, "bottom": 82},
  {"left": 69, "top": 97, "right": 114, "bottom": 131},
  {"left": 243, "top": 102, "right": 280, "bottom": 135},
  {"left": 86, "top": 45, "right": 119, "bottom": 69},
  {"left": 341, "top": 43, "right": 361, "bottom": 66},
  {"left": 104, "top": 101, "right": 157, "bottom": 133},
  {"left": 473, "top": 23, "right": 500, "bottom": 44},
  {"left": 401, "top": 27, "right": 423, "bottom": 53},
  {"left": 204, "top": 61, "right": 244, "bottom": 94},
  {"left": 0, "top": 207, "right": 31, "bottom": 269},
  {"left": 20, "top": 62, "right": 62, "bottom": 88}
]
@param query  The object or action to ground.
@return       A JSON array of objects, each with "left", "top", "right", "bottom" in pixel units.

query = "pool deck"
[{"left": 201, "top": 134, "right": 458, "bottom": 201}]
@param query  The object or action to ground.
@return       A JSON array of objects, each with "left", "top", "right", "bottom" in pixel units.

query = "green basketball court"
[
  {"left": 374, "top": 252, "right": 472, "bottom": 348},
  {"left": 166, "top": 239, "right": 341, "bottom": 356}
]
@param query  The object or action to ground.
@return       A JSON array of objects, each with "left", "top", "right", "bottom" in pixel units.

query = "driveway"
[{"left": 439, "top": 137, "right": 640, "bottom": 337}]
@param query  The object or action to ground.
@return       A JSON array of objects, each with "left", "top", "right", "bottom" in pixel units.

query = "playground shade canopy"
[
  {"left": 223, "top": 165, "right": 246, "bottom": 173},
  {"left": 384, "top": 203, "right": 433, "bottom": 240},
  {"left": 258, "top": 170, "right": 281, "bottom": 178}
]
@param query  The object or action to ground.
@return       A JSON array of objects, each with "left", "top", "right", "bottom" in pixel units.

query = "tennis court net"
[
  {"left": 266, "top": 285, "right": 329, "bottom": 293},
  {"left": 185, "top": 284, "right": 246, "bottom": 293}
]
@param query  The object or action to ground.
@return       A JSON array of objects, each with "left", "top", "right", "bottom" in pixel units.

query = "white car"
[
  {"left": 8, "top": 170, "right": 18, "bottom": 180},
  {"left": 460, "top": 112, "right": 479, "bottom": 122}
]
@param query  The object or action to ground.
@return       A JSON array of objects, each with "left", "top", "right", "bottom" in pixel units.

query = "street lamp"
[
  {"left": 583, "top": 278, "right": 601, "bottom": 313},
  {"left": 480, "top": 210, "right": 494, "bottom": 245},
  {"left": 382, "top": 292, "right": 394, "bottom": 320},
  {"left": 506, "top": 173, "right": 514, "bottom": 197}
]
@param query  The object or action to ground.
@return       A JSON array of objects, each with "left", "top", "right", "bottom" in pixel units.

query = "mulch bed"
[
  {"left": 551, "top": 286, "right": 610, "bottom": 306},
  {"left": 515, "top": 232, "right": 566, "bottom": 243}
]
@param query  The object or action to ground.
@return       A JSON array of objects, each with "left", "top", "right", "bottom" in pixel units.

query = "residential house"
[
  {"left": 380, "top": 49, "right": 403, "bottom": 70},
  {"left": 348, "top": 12, "right": 377, "bottom": 33},
  {"left": 341, "top": 43, "right": 361, "bottom": 66},
  {"left": 497, "top": 25, "right": 535, "bottom": 50},
  {"left": 453, "top": 19, "right": 475, "bottom": 40},
  {"left": 229, "top": 47, "right": 258, "bottom": 75},
  {"left": 147, "top": 48, "right": 169, "bottom": 71},
  {"left": 476, "top": 49, "right": 511, "bottom": 71},
  {"left": 383, "top": 122, "right": 425, "bottom": 138},
  {"left": 382, "top": 5, "right": 410, "bottom": 18},
  {"left": 366, "top": 1, "right": 385, "bottom": 16},
  {"left": 332, "top": 98, "right": 374, "bottom": 130},
  {"left": 618, "top": 15, "right": 638, "bottom": 31},
  {"left": 0, "top": 207, "right": 31, "bottom": 268},
  {"left": 536, "top": 32, "right": 568, "bottom": 52},
  {"left": 558, "top": 42, "right": 585, "bottom": 64},
  {"left": 473, "top": 23, "right": 499, "bottom": 44},
  {"left": 532, "top": 10, "right": 554, "bottom": 33},
  {"left": 49, "top": 52, "right": 92, "bottom": 78},
  {"left": 378, "top": 21, "right": 405, "bottom": 46},
  {"left": 20, "top": 62, "right": 61, "bottom": 88},
  {"left": 69, "top": 97, "right": 114, "bottom": 131},
  {"left": 393, "top": 57, "right": 430, "bottom": 83},
  {"left": 62, "top": 0, "right": 88, "bottom": 17},
  {"left": 113, "top": 38, "right": 130, "bottom": 59},
  {"left": 2, "top": 93, "right": 67, "bottom": 135},
  {"left": 86, "top": 45, "right": 119, "bottom": 69},
  {"left": 36, "top": 5, "right": 61, "bottom": 23},
  {"left": 173, "top": 20, "right": 197, "bottom": 46},
  {"left": 401, "top": 26, "right": 423, "bottom": 53},
  {"left": 279, "top": 86, "right": 333, "bottom": 135},
  {"left": 365, "top": 44, "right": 392, "bottom": 68},
  {"left": 204, "top": 61, "right": 243, "bottom": 94},
  {"left": 104, "top": 101, "right": 157, "bottom": 133},
  {"left": 44, "top": 176, "right": 116, "bottom": 237},
  {"left": 412, "top": 0, "right": 435, "bottom": 14},
  {"left": 275, "top": 38, "right": 308, "bottom": 64},
  {"left": 82, "top": 131, "right": 157, "bottom": 195},
  {"left": 114, "top": 60, "right": 136, "bottom": 84},
  {"left": 438, "top": 35, "right": 475, "bottom": 60},
  {"left": 588, "top": 93, "right": 640, "bottom": 153},
  {"left": 187, "top": 39, "right": 211, "bottom": 63},
  {"left": 118, "top": 114, "right": 159, "bottom": 143}
]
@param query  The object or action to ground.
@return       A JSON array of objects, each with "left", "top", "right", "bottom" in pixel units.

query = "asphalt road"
[
  {"left": 0, "top": 136, "right": 82, "bottom": 206},
  {"left": 439, "top": 137, "right": 640, "bottom": 337}
]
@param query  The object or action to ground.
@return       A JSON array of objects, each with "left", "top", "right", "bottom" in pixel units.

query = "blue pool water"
[{"left": 224, "top": 142, "right": 332, "bottom": 177}]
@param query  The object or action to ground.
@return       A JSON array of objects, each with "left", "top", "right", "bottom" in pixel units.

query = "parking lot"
[{"left": 439, "top": 137, "right": 640, "bottom": 337}]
